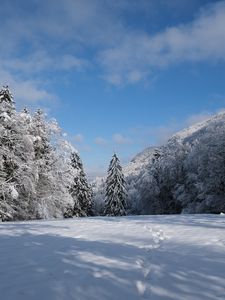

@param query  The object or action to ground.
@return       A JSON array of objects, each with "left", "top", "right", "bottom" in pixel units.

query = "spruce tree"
[
  {"left": 0, "top": 86, "right": 15, "bottom": 117},
  {"left": 104, "top": 154, "right": 127, "bottom": 216},
  {"left": 0, "top": 86, "right": 18, "bottom": 220},
  {"left": 69, "top": 152, "right": 93, "bottom": 217},
  {"left": 0, "top": 86, "right": 76, "bottom": 221}
]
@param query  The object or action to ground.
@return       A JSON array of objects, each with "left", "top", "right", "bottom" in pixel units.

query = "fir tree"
[
  {"left": 69, "top": 152, "right": 93, "bottom": 217},
  {"left": 0, "top": 86, "right": 15, "bottom": 117},
  {"left": 0, "top": 86, "right": 18, "bottom": 220},
  {"left": 0, "top": 86, "right": 15, "bottom": 150},
  {"left": 104, "top": 154, "right": 127, "bottom": 216}
]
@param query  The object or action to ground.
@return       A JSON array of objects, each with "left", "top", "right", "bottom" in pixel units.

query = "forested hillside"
[
  {"left": 125, "top": 112, "right": 225, "bottom": 214},
  {"left": 94, "top": 112, "right": 225, "bottom": 215}
]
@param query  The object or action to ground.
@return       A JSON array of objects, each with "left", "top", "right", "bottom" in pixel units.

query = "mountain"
[
  {"left": 127, "top": 111, "right": 225, "bottom": 214},
  {"left": 124, "top": 146, "right": 161, "bottom": 177},
  {"left": 93, "top": 112, "right": 225, "bottom": 215},
  {"left": 126, "top": 111, "right": 225, "bottom": 177}
]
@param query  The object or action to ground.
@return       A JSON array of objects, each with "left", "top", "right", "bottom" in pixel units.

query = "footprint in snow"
[{"left": 136, "top": 225, "right": 165, "bottom": 298}]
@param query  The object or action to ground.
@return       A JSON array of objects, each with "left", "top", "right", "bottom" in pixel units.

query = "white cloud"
[
  {"left": 0, "top": 0, "right": 224, "bottom": 92},
  {"left": 127, "top": 108, "right": 225, "bottom": 147},
  {"left": 0, "top": 68, "right": 55, "bottom": 105},
  {"left": 2, "top": 52, "right": 88, "bottom": 75},
  {"left": 128, "top": 124, "right": 179, "bottom": 147},
  {"left": 94, "top": 137, "right": 108, "bottom": 146},
  {"left": 185, "top": 112, "right": 212, "bottom": 126},
  {"left": 60, "top": 55, "right": 89, "bottom": 70},
  {"left": 74, "top": 134, "right": 84, "bottom": 143},
  {"left": 100, "top": 1, "right": 225, "bottom": 85},
  {"left": 113, "top": 133, "right": 132, "bottom": 145},
  {"left": 185, "top": 109, "right": 225, "bottom": 127}
]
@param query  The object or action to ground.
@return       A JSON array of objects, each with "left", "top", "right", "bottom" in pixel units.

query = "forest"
[
  {"left": 1, "top": 86, "right": 225, "bottom": 221},
  {"left": 0, "top": 86, "right": 127, "bottom": 221},
  {"left": 94, "top": 112, "right": 225, "bottom": 215}
]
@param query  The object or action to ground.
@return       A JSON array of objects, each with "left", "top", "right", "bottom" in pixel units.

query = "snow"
[
  {"left": 9, "top": 186, "right": 19, "bottom": 199},
  {"left": 0, "top": 214, "right": 225, "bottom": 300},
  {"left": 171, "top": 111, "right": 225, "bottom": 142},
  {"left": 124, "top": 111, "right": 225, "bottom": 179},
  {"left": 124, "top": 147, "right": 160, "bottom": 177},
  {"left": 0, "top": 112, "right": 11, "bottom": 121}
]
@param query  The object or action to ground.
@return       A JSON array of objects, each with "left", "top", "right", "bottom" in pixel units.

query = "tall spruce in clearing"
[
  {"left": 104, "top": 154, "right": 127, "bottom": 216},
  {"left": 69, "top": 152, "right": 93, "bottom": 217}
]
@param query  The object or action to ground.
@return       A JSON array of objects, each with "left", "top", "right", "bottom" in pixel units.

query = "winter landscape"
[
  {"left": 1, "top": 215, "right": 225, "bottom": 300},
  {"left": 1, "top": 0, "right": 225, "bottom": 299}
]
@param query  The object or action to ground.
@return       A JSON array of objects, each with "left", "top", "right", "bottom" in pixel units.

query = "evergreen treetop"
[
  {"left": 0, "top": 86, "right": 15, "bottom": 119},
  {"left": 104, "top": 153, "right": 127, "bottom": 216},
  {"left": 70, "top": 151, "right": 93, "bottom": 217}
]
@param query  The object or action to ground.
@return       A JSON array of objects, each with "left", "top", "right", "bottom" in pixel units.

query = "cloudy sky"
[{"left": 1, "top": 0, "right": 225, "bottom": 177}]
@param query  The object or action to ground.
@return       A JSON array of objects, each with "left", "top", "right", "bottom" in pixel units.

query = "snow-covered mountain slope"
[
  {"left": 93, "top": 112, "right": 225, "bottom": 214},
  {"left": 170, "top": 111, "right": 225, "bottom": 143},
  {"left": 0, "top": 215, "right": 225, "bottom": 300},
  {"left": 124, "top": 146, "right": 161, "bottom": 177},
  {"left": 125, "top": 111, "right": 225, "bottom": 177},
  {"left": 121, "top": 111, "right": 225, "bottom": 214}
]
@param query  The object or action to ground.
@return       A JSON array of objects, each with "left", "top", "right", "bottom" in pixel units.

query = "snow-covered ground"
[{"left": 0, "top": 215, "right": 225, "bottom": 300}]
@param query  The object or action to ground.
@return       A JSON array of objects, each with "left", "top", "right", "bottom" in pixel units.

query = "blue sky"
[{"left": 0, "top": 0, "right": 225, "bottom": 177}]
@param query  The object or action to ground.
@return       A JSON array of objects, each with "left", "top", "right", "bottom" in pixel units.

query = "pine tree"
[
  {"left": 104, "top": 154, "right": 127, "bottom": 216},
  {"left": 69, "top": 152, "right": 93, "bottom": 217}
]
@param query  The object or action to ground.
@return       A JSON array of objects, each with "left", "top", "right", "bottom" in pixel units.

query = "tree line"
[
  {"left": 124, "top": 115, "right": 225, "bottom": 215},
  {"left": 0, "top": 86, "right": 127, "bottom": 221}
]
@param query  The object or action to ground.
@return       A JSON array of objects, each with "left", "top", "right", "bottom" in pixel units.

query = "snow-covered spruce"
[
  {"left": 0, "top": 86, "right": 77, "bottom": 221},
  {"left": 68, "top": 152, "right": 93, "bottom": 217},
  {"left": 104, "top": 154, "right": 127, "bottom": 216}
]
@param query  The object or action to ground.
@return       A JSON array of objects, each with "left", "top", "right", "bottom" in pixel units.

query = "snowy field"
[{"left": 0, "top": 215, "right": 225, "bottom": 300}]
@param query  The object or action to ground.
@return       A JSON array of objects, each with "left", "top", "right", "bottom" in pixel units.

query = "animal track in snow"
[{"left": 136, "top": 225, "right": 165, "bottom": 298}]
